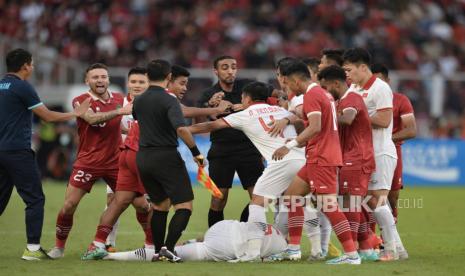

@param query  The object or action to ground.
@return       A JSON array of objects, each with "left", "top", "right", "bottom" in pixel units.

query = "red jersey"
[
  {"left": 72, "top": 92, "right": 124, "bottom": 170},
  {"left": 392, "top": 93, "right": 414, "bottom": 146},
  {"left": 123, "top": 121, "right": 139, "bottom": 152},
  {"left": 302, "top": 83, "right": 342, "bottom": 166},
  {"left": 337, "top": 91, "right": 375, "bottom": 172}
]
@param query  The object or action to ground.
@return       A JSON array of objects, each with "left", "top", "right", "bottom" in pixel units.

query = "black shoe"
[{"left": 158, "top": 247, "right": 182, "bottom": 263}]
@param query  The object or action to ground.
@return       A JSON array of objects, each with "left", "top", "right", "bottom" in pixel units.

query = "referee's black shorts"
[{"left": 136, "top": 147, "right": 194, "bottom": 205}]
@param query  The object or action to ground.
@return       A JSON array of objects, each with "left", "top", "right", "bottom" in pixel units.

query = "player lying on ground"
[{"left": 188, "top": 81, "right": 322, "bottom": 262}]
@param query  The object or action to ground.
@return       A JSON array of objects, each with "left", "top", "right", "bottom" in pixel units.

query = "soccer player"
[
  {"left": 272, "top": 61, "right": 361, "bottom": 265},
  {"left": 197, "top": 56, "right": 264, "bottom": 227},
  {"left": 133, "top": 59, "right": 204, "bottom": 262},
  {"left": 302, "top": 57, "right": 320, "bottom": 82},
  {"left": 102, "top": 220, "right": 288, "bottom": 262},
  {"left": 343, "top": 48, "right": 407, "bottom": 261},
  {"left": 81, "top": 67, "right": 153, "bottom": 260},
  {"left": 47, "top": 63, "right": 132, "bottom": 259},
  {"left": 104, "top": 67, "right": 149, "bottom": 251},
  {"left": 276, "top": 57, "right": 304, "bottom": 119},
  {"left": 371, "top": 63, "right": 416, "bottom": 222},
  {"left": 318, "top": 65, "right": 379, "bottom": 261},
  {"left": 188, "top": 81, "right": 322, "bottom": 262},
  {"left": 0, "top": 48, "right": 90, "bottom": 260},
  {"left": 319, "top": 49, "right": 344, "bottom": 72}
]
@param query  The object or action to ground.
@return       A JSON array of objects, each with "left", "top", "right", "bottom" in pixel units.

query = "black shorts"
[
  {"left": 208, "top": 154, "right": 264, "bottom": 190},
  {"left": 136, "top": 148, "right": 194, "bottom": 205}
]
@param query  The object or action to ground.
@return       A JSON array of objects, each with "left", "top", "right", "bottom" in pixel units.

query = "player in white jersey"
[
  {"left": 104, "top": 67, "right": 149, "bottom": 251},
  {"left": 103, "top": 220, "right": 287, "bottom": 262},
  {"left": 343, "top": 48, "right": 406, "bottom": 261},
  {"left": 188, "top": 82, "right": 322, "bottom": 262}
]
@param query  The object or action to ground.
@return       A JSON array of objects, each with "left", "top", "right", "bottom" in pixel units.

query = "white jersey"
[
  {"left": 121, "top": 96, "right": 134, "bottom": 141},
  {"left": 222, "top": 103, "right": 305, "bottom": 164},
  {"left": 349, "top": 77, "right": 397, "bottom": 158},
  {"left": 288, "top": 94, "right": 303, "bottom": 113}
]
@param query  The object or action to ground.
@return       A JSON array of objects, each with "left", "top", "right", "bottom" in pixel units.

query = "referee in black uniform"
[
  {"left": 0, "top": 48, "right": 89, "bottom": 260},
  {"left": 198, "top": 55, "right": 265, "bottom": 227},
  {"left": 133, "top": 59, "right": 204, "bottom": 262}
]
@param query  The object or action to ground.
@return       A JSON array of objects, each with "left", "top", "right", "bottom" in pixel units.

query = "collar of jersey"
[
  {"left": 306, "top": 82, "right": 318, "bottom": 93},
  {"left": 87, "top": 90, "right": 113, "bottom": 103},
  {"left": 249, "top": 102, "right": 267, "bottom": 106},
  {"left": 356, "top": 75, "right": 377, "bottom": 91}
]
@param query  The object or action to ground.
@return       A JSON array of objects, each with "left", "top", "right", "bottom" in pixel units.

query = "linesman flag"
[{"left": 197, "top": 166, "right": 223, "bottom": 199}]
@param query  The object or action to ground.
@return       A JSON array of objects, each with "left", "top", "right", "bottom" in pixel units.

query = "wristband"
[
  {"left": 189, "top": 145, "right": 201, "bottom": 157},
  {"left": 285, "top": 139, "right": 299, "bottom": 150}
]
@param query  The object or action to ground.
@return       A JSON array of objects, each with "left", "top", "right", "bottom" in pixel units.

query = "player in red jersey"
[
  {"left": 371, "top": 63, "right": 416, "bottom": 221},
  {"left": 318, "top": 65, "right": 379, "bottom": 261},
  {"left": 48, "top": 63, "right": 132, "bottom": 259},
  {"left": 272, "top": 61, "right": 361, "bottom": 265},
  {"left": 81, "top": 68, "right": 154, "bottom": 260}
]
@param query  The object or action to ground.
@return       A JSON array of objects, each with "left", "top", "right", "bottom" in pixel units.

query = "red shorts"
[
  {"left": 297, "top": 163, "right": 338, "bottom": 194},
  {"left": 69, "top": 167, "right": 118, "bottom": 193},
  {"left": 391, "top": 146, "right": 403, "bottom": 191},
  {"left": 116, "top": 149, "right": 146, "bottom": 196},
  {"left": 338, "top": 166, "right": 371, "bottom": 196}
]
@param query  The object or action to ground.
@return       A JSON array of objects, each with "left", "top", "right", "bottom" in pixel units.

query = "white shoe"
[
  {"left": 283, "top": 248, "right": 301, "bottom": 261},
  {"left": 228, "top": 253, "right": 261, "bottom": 263},
  {"left": 326, "top": 254, "right": 361, "bottom": 265},
  {"left": 398, "top": 249, "right": 409, "bottom": 260},
  {"left": 308, "top": 252, "right": 325, "bottom": 261},
  {"left": 47, "top": 247, "right": 65, "bottom": 259}
]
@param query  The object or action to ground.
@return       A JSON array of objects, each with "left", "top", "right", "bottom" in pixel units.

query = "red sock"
[
  {"left": 358, "top": 210, "right": 371, "bottom": 250},
  {"left": 287, "top": 205, "right": 304, "bottom": 246},
  {"left": 55, "top": 211, "right": 73, "bottom": 248},
  {"left": 344, "top": 211, "right": 360, "bottom": 242},
  {"left": 94, "top": 224, "right": 113, "bottom": 244},
  {"left": 323, "top": 206, "right": 356, "bottom": 253},
  {"left": 136, "top": 212, "right": 153, "bottom": 245},
  {"left": 362, "top": 206, "right": 376, "bottom": 234}
]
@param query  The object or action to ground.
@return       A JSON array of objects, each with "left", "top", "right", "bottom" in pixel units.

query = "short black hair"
[
  {"left": 301, "top": 57, "right": 320, "bottom": 73},
  {"left": 280, "top": 61, "right": 311, "bottom": 79},
  {"left": 242, "top": 81, "right": 270, "bottom": 102},
  {"left": 171, "top": 64, "right": 190, "bottom": 80},
  {"left": 86, "top": 63, "right": 108, "bottom": 74},
  {"left": 6, "top": 48, "right": 32, "bottom": 72},
  {"left": 342, "top": 47, "right": 371, "bottom": 66},
  {"left": 321, "top": 49, "right": 344, "bottom": 66},
  {"left": 213, "top": 55, "right": 235, "bottom": 69},
  {"left": 147, "top": 59, "right": 171, "bottom": 81},
  {"left": 276, "top": 56, "right": 298, "bottom": 71},
  {"left": 317, "top": 65, "right": 347, "bottom": 82},
  {"left": 370, "top": 63, "right": 389, "bottom": 78},
  {"left": 128, "top": 66, "right": 147, "bottom": 77}
]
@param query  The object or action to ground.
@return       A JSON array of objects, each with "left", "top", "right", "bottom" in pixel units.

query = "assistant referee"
[
  {"left": 0, "top": 48, "right": 89, "bottom": 260},
  {"left": 133, "top": 59, "right": 204, "bottom": 262}
]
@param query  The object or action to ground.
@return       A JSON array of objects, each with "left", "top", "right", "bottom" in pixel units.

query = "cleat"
[
  {"left": 151, "top": 253, "right": 160, "bottom": 262},
  {"left": 81, "top": 244, "right": 108, "bottom": 260},
  {"left": 158, "top": 247, "right": 182, "bottom": 263},
  {"left": 327, "top": 242, "right": 342, "bottom": 258},
  {"left": 378, "top": 249, "right": 399, "bottom": 262},
  {"left": 22, "top": 248, "right": 50, "bottom": 261},
  {"left": 262, "top": 252, "right": 285, "bottom": 262},
  {"left": 47, "top": 247, "right": 65, "bottom": 259},
  {"left": 228, "top": 253, "right": 262, "bottom": 263},
  {"left": 105, "top": 245, "right": 117, "bottom": 253},
  {"left": 326, "top": 254, "right": 361, "bottom": 265},
  {"left": 398, "top": 249, "right": 409, "bottom": 260},
  {"left": 308, "top": 252, "right": 325, "bottom": 261},
  {"left": 283, "top": 248, "right": 301, "bottom": 261},
  {"left": 359, "top": 250, "right": 379, "bottom": 261}
]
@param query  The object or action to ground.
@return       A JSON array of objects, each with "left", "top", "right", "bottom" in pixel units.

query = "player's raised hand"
[
  {"left": 208, "top": 92, "right": 225, "bottom": 107},
  {"left": 272, "top": 146, "right": 290, "bottom": 161},
  {"left": 268, "top": 118, "right": 288, "bottom": 137},
  {"left": 231, "top": 104, "right": 244, "bottom": 111},
  {"left": 74, "top": 98, "right": 91, "bottom": 118},
  {"left": 193, "top": 154, "right": 207, "bottom": 167},
  {"left": 217, "top": 100, "right": 233, "bottom": 113},
  {"left": 118, "top": 102, "right": 133, "bottom": 115}
]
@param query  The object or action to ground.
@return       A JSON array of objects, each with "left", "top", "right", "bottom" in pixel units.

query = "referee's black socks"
[
  {"left": 151, "top": 210, "right": 168, "bottom": 253},
  {"left": 208, "top": 209, "right": 224, "bottom": 227},
  {"left": 166, "top": 209, "right": 192, "bottom": 252},
  {"left": 240, "top": 204, "right": 249, "bottom": 222}
]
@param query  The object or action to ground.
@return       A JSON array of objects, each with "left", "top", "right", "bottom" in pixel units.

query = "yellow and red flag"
[{"left": 197, "top": 166, "right": 223, "bottom": 199}]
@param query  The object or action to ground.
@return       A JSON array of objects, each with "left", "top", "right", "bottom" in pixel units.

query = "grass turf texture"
[{"left": 0, "top": 182, "right": 464, "bottom": 275}]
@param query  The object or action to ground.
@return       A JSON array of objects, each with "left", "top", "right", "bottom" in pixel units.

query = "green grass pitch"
[{"left": 0, "top": 182, "right": 464, "bottom": 275}]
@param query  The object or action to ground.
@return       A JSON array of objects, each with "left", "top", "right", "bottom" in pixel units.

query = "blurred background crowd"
[{"left": 1, "top": 0, "right": 465, "bottom": 179}]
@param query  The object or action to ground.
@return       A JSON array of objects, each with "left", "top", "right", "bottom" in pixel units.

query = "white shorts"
[
  {"left": 369, "top": 155, "right": 397, "bottom": 191},
  {"left": 253, "top": 159, "right": 305, "bottom": 199},
  {"left": 106, "top": 184, "right": 114, "bottom": 194}
]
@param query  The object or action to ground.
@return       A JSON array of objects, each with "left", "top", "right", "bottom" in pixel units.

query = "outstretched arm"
[
  {"left": 80, "top": 102, "right": 132, "bottom": 125},
  {"left": 33, "top": 98, "right": 91, "bottom": 122},
  {"left": 187, "top": 119, "right": 230, "bottom": 134}
]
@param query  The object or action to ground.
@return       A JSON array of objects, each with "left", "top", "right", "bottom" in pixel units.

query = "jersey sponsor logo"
[{"left": 0, "top": 82, "right": 11, "bottom": 90}]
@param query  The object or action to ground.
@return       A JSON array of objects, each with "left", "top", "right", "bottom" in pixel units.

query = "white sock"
[
  {"left": 393, "top": 227, "right": 405, "bottom": 251},
  {"left": 374, "top": 205, "right": 397, "bottom": 252},
  {"left": 303, "top": 207, "right": 321, "bottom": 256},
  {"left": 104, "top": 248, "right": 155, "bottom": 261},
  {"left": 93, "top": 241, "right": 106, "bottom": 249},
  {"left": 247, "top": 205, "right": 267, "bottom": 257},
  {"left": 145, "top": 244, "right": 155, "bottom": 250},
  {"left": 318, "top": 211, "right": 331, "bottom": 253},
  {"left": 274, "top": 209, "right": 289, "bottom": 237},
  {"left": 27, "top": 244, "right": 40, "bottom": 251}
]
